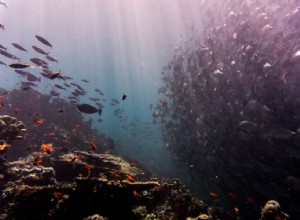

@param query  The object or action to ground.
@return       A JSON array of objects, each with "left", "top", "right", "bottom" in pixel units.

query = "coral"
[
  {"left": 0, "top": 114, "right": 26, "bottom": 143},
  {"left": 0, "top": 151, "right": 208, "bottom": 220},
  {"left": 261, "top": 200, "right": 289, "bottom": 220}
]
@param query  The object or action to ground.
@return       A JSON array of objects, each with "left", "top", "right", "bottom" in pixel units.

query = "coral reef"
[
  {"left": 0, "top": 114, "right": 26, "bottom": 142},
  {"left": 0, "top": 151, "right": 208, "bottom": 220}
]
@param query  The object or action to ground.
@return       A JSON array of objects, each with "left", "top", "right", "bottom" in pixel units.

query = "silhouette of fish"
[{"left": 35, "top": 35, "right": 53, "bottom": 48}]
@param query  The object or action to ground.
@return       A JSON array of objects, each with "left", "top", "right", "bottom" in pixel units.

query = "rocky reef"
[{"left": 0, "top": 151, "right": 209, "bottom": 220}]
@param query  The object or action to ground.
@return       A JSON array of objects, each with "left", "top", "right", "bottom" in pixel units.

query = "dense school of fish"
[{"left": 152, "top": 0, "right": 300, "bottom": 218}]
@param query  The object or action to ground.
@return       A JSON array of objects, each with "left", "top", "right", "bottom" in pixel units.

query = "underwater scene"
[{"left": 0, "top": 0, "right": 299, "bottom": 219}]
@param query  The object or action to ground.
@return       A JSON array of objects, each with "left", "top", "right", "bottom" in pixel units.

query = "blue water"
[{"left": 0, "top": 0, "right": 200, "bottom": 182}]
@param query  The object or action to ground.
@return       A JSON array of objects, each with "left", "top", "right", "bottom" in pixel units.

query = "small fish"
[
  {"left": 45, "top": 55, "right": 58, "bottom": 62},
  {"left": 126, "top": 173, "right": 135, "bottom": 182},
  {"left": 35, "top": 35, "right": 53, "bottom": 48},
  {"left": 83, "top": 164, "right": 94, "bottom": 170},
  {"left": 32, "top": 45, "right": 49, "bottom": 55},
  {"left": 209, "top": 192, "right": 218, "bottom": 199},
  {"left": 57, "top": 109, "right": 64, "bottom": 113},
  {"left": 34, "top": 119, "right": 45, "bottom": 125},
  {"left": 15, "top": 69, "right": 29, "bottom": 75},
  {"left": 234, "top": 207, "right": 239, "bottom": 215},
  {"left": 133, "top": 190, "right": 140, "bottom": 198},
  {"left": 121, "top": 94, "right": 127, "bottom": 100},
  {"left": 0, "top": 141, "right": 10, "bottom": 151},
  {"left": 54, "top": 84, "right": 65, "bottom": 90},
  {"left": 89, "top": 140, "right": 96, "bottom": 150},
  {"left": 27, "top": 73, "right": 40, "bottom": 82},
  {"left": 155, "top": 185, "right": 162, "bottom": 191},
  {"left": 49, "top": 70, "right": 61, "bottom": 79},
  {"left": 77, "top": 103, "right": 102, "bottom": 115},
  {"left": 41, "top": 144, "right": 52, "bottom": 154},
  {"left": 245, "top": 196, "right": 255, "bottom": 204},
  {"left": 11, "top": 43, "right": 28, "bottom": 53},
  {"left": 14, "top": 108, "right": 21, "bottom": 114},
  {"left": 9, "top": 62, "right": 32, "bottom": 69},
  {"left": 261, "top": 128, "right": 296, "bottom": 140},
  {"left": 21, "top": 188, "right": 37, "bottom": 196},
  {"left": 0, "top": 1, "right": 7, "bottom": 8},
  {"left": 0, "top": 48, "right": 20, "bottom": 60},
  {"left": 228, "top": 193, "right": 238, "bottom": 200},
  {"left": 21, "top": 86, "right": 31, "bottom": 91},
  {"left": 53, "top": 192, "right": 63, "bottom": 199},
  {"left": 30, "top": 58, "right": 48, "bottom": 67},
  {"left": 113, "top": 171, "right": 122, "bottom": 180}
]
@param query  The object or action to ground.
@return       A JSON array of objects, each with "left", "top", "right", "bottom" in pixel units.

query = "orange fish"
[
  {"left": 41, "top": 144, "right": 52, "bottom": 154},
  {"left": 89, "top": 140, "right": 96, "bottom": 150},
  {"left": 209, "top": 192, "right": 218, "bottom": 199},
  {"left": 133, "top": 190, "right": 140, "bottom": 198},
  {"left": 234, "top": 207, "right": 240, "bottom": 215},
  {"left": 113, "top": 171, "right": 122, "bottom": 180},
  {"left": 0, "top": 142, "right": 10, "bottom": 151},
  {"left": 245, "top": 196, "right": 255, "bottom": 204},
  {"left": 126, "top": 173, "right": 135, "bottom": 182},
  {"left": 14, "top": 107, "right": 21, "bottom": 114},
  {"left": 74, "top": 124, "right": 81, "bottom": 129},
  {"left": 155, "top": 185, "right": 162, "bottom": 191},
  {"left": 228, "top": 193, "right": 238, "bottom": 200},
  {"left": 21, "top": 188, "right": 37, "bottom": 196},
  {"left": 53, "top": 192, "right": 63, "bottom": 199},
  {"left": 83, "top": 164, "right": 94, "bottom": 170},
  {"left": 35, "top": 119, "right": 45, "bottom": 125}
]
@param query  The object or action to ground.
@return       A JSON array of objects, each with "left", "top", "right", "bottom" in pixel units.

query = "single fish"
[
  {"left": 11, "top": 43, "right": 28, "bottom": 53},
  {"left": 32, "top": 45, "right": 49, "bottom": 55},
  {"left": 49, "top": 70, "right": 61, "bottom": 79},
  {"left": 27, "top": 73, "right": 40, "bottom": 82},
  {"left": 41, "top": 144, "right": 52, "bottom": 154},
  {"left": 0, "top": 49, "right": 20, "bottom": 61},
  {"left": 77, "top": 103, "right": 102, "bottom": 115},
  {"left": 89, "top": 140, "right": 96, "bottom": 150},
  {"left": 54, "top": 84, "right": 65, "bottom": 90},
  {"left": 46, "top": 55, "right": 58, "bottom": 62},
  {"left": 30, "top": 58, "right": 48, "bottom": 67},
  {"left": 9, "top": 62, "right": 32, "bottom": 69},
  {"left": 121, "top": 93, "right": 127, "bottom": 100},
  {"left": 35, "top": 35, "right": 53, "bottom": 48}
]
